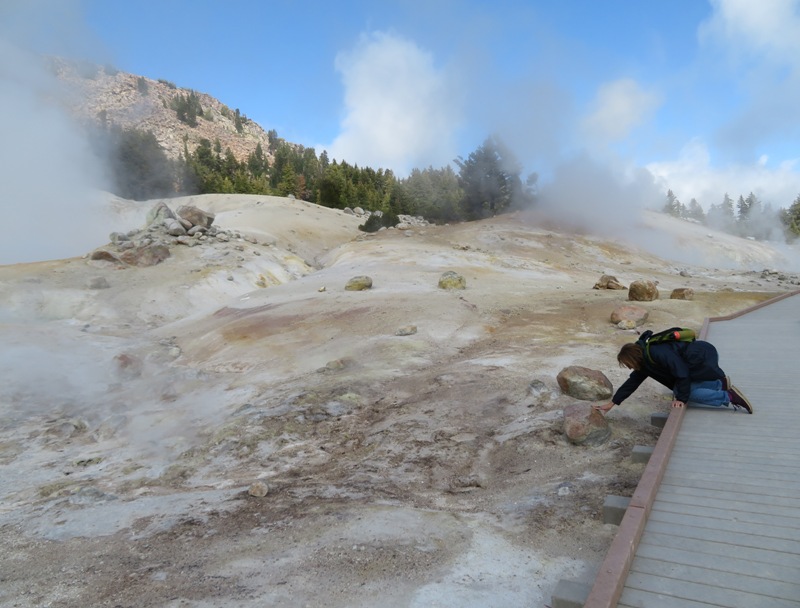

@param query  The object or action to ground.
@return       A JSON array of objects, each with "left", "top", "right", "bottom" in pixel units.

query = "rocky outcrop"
[
  {"left": 90, "top": 203, "right": 243, "bottom": 267},
  {"left": 344, "top": 207, "right": 431, "bottom": 231},
  {"left": 51, "top": 57, "right": 274, "bottom": 165}
]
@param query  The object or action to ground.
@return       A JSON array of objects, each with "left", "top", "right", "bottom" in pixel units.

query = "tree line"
[
  {"left": 92, "top": 123, "right": 536, "bottom": 228},
  {"left": 92, "top": 120, "right": 800, "bottom": 240},
  {"left": 662, "top": 189, "right": 800, "bottom": 241}
]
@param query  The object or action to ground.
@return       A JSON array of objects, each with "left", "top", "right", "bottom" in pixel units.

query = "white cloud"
[
  {"left": 325, "top": 31, "right": 460, "bottom": 177},
  {"left": 581, "top": 78, "right": 661, "bottom": 145},
  {"left": 701, "top": 0, "right": 800, "bottom": 64},
  {"left": 699, "top": 0, "right": 800, "bottom": 156},
  {"left": 648, "top": 139, "right": 800, "bottom": 208}
]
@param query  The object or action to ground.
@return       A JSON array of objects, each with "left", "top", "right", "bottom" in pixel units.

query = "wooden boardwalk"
[{"left": 586, "top": 291, "right": 800, "bottom": 608}]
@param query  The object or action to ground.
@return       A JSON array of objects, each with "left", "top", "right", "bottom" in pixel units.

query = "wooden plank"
[
  {"left": 670, "top": 446, "right": 800, "bottom": 460},
  {"left": 624, "top": 571, "right": 800, "bottom": 607},
  {"left": 660, "top": 473, "right": 800, "bottom": 498},
  {"left": 652, "top": 501, "right": 800, "bottom": 531},
  {"left": 666, "top": 454, "right": 800, "bottom": 475},
  {"left": 631, "top": 555, "right": 800, "bottom": 600},
  {"left": 649, "top": 508, "right": 800, "bottom": 541},
  {"left": 653, "top": 489, "right": 800, "bottom": 520},
  {"left": 634, "top": 546, "right": 800, "bottom": 589},
  {"left": 677, "top": 428, "right": 800, "bottom": 442},
  {"left": 645, "top": 519, "right": 800, "bottom": 555},
  {"left": 660, "top": 460, "right": 800, "bottom": 486},
  {"left": 639, "top": 531, "right": 800, "bottom": 569},
  {"left": 618, "top": 588, "right": 721, "bottom": 608},
  {"left": 657, "top": 483, "right": 800, "bottom": 509},
  {"left": 666, "top": 442, "right": 800, "bottom": 461}
]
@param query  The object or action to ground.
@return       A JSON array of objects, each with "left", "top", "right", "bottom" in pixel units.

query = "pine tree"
[
  {"left": 705, "top": 194, "right": 736, "bottom": 232},
  {"left": 454, "top": 136, "right": 527, "bottom": 220},
  {"left": 278, "top": 163, "right": 298, "bottom": 197},
  {"left": 780, "top": 194, "right": 800, "bottom": 239},
  {"left": 687, "top": 198, "right": 705, "bottom": 221},
  {"left": 736, "top": 195, "right": 750, "bottom": 221},
  {"left": 663, "top": 190, "right": 682, "bottom": 217}
]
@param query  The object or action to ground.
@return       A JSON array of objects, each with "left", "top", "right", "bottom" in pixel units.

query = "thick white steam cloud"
[{"left": 0, "top": 37, "right": 113, "bottom": 265}]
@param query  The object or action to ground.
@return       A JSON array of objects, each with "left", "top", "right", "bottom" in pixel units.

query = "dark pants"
[{"left": 685, "top": 340, "right": 726, "bottom": 382}]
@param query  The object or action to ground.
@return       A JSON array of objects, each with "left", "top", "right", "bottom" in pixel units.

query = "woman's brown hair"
[{"left": 618, "top": 342, "right": 644, "bottom": 370}]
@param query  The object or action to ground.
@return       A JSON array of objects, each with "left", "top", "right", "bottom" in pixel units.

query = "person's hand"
[
  {"left": 671, "top": 400, "right": 685, "bottom": 409},
  {"left": 593, "top": 402, "right": 615, "bottom": 415}
]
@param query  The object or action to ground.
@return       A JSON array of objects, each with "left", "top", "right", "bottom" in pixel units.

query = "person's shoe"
[
  {"left": 721, "top": 375, "right": 732, "bottom": 391},
  {"left": 728, "top": 386, "right": 753, "bottom": 414}
]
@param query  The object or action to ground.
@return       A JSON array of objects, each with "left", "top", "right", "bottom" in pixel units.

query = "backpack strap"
[{"left": 635, "top": 330, "right": 654, "bottom": 364}]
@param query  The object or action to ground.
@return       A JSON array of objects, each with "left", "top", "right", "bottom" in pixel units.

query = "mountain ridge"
[{"left": 50, "top": 56, "right": 277, "bottom": 164}]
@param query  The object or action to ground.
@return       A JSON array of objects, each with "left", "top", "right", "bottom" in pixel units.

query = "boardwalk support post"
[
  {"left": 631, "top": 445, "right": 654, "bottom": 463},
  {"left": 602, "top": 495, "right": 631, "bottom": 525},
  {"left": 650, "top": 412, "right": 668, "bottom": 428},
  {"left": 551, "top": 579, "right": 590, "bottom": 608}
]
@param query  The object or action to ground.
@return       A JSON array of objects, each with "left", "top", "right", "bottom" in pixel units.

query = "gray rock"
[
  {"left": 345, "top": 275, "right": 373, "bottom": 291},
  {"left": 248, "top": 481, "right": 270, "bottom": 497},
  {"left": 556, "top": 366, "right": 612, "bottom": 401},
  {"left": 165, "top": 219, "right": 187, "bottom": 236},
  {"left": 563, "top": 402, "right": 611, "bottom": 445},
  {"left": 177, "top": 205, "right": 215, "bottom": 228},
  {"left": 118, "top": 243, "right": 170, "bottom": 267},
  {"left": 146, "top": 201, "right": 176, "bottom": 226},
  {"left": 528, "top": 379, "right": 554, "bottom": 407},
  {"left": 438, "top": 271, "right": 466, "bottom": 290}
]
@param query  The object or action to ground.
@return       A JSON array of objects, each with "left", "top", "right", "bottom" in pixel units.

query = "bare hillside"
[
  {"left": 0, "top": 196, "right": 796, "bottom": 608},
  {"left": 50, "top": 57, "right": 274, "bottom": 163}
]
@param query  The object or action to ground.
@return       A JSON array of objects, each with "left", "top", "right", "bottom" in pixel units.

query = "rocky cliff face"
[{"left": 50, "top": 56, "right": 274, "bottom": 163}]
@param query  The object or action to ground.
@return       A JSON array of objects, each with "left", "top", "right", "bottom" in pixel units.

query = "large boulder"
[
  {"left": 628, "top": 279, "right": 659, "bottom": 301},
  {"left": 177, "top": 205, "right": 215, "bottom": 228},
  {"left": 563, "top": 402, "right": 611, "bottom": 446},
  {"left": 556, "top": 366, "right": 613, "bottom": 401}
]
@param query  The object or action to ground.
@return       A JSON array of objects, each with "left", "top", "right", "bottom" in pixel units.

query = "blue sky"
[{"left": 4, "top": 0, "right": 800, "bottom": 212}]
